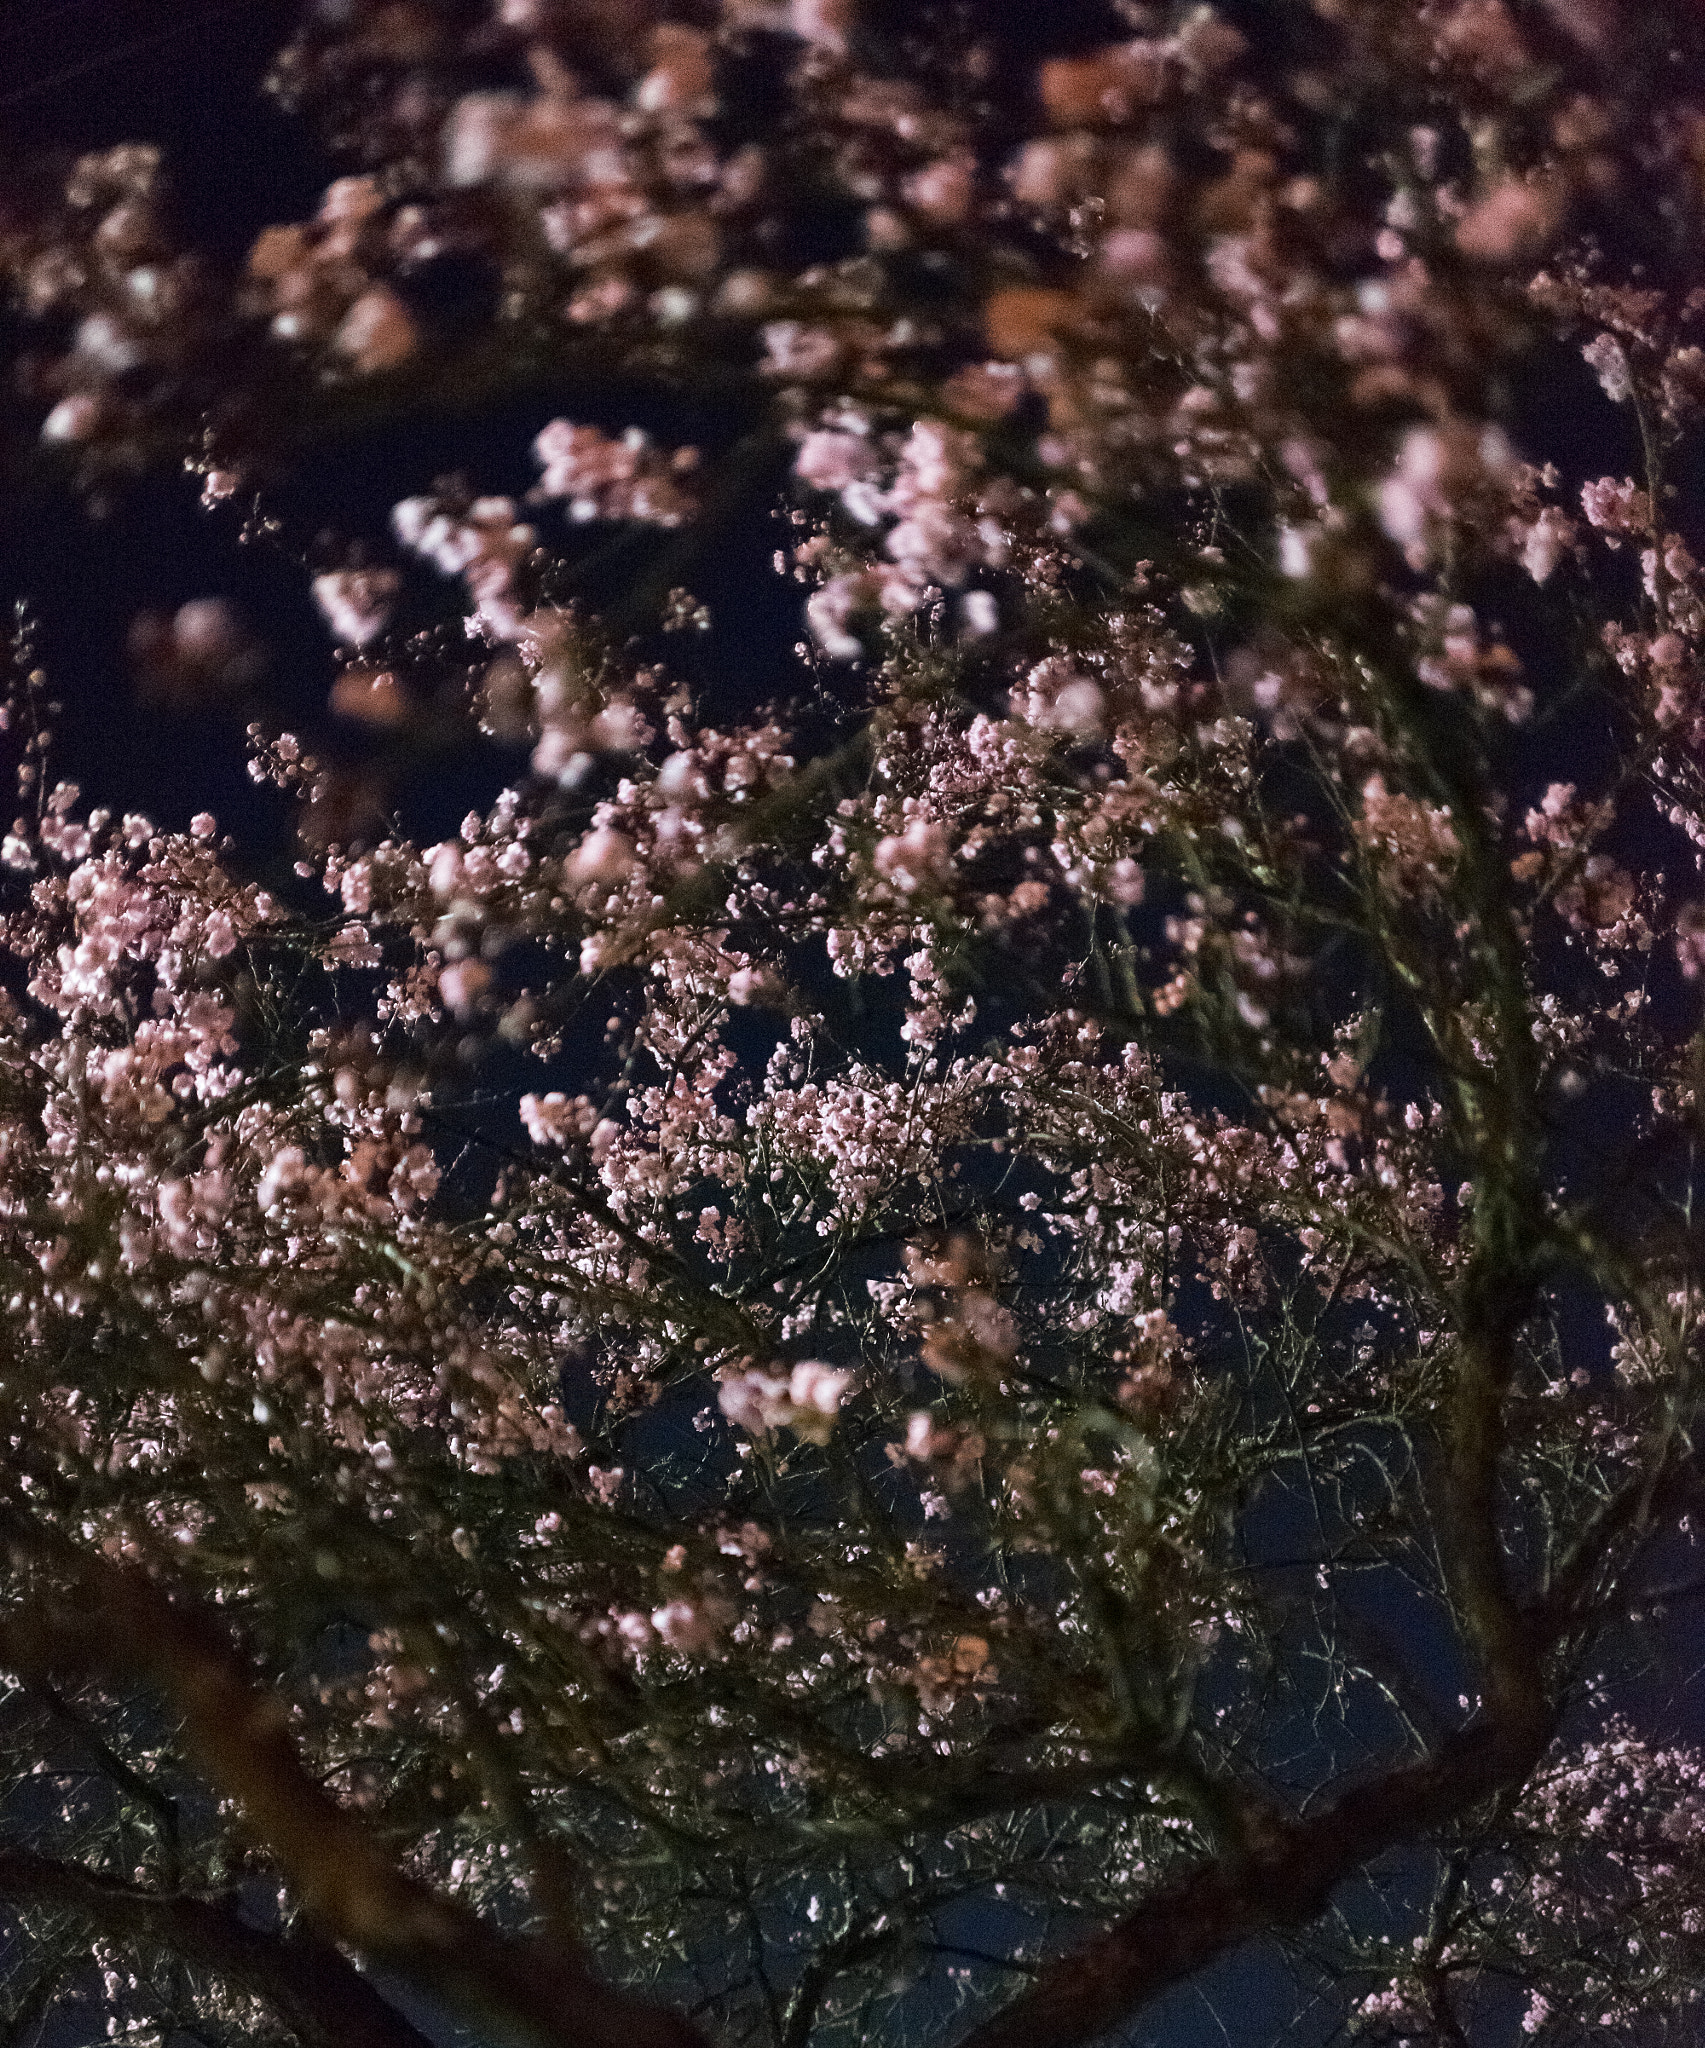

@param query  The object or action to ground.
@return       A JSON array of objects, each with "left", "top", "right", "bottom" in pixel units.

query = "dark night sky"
[{"left": 1, "top": 0, "right": 329, "bottom": 844}]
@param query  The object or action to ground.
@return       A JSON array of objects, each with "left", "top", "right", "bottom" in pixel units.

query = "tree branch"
[
  {"left": 0, "top": 1540, "right": 704, "bottom": 2048},
  {"left": 950, "top": 1713, "right": 1550, "bottom": 2048},
  {"left": 0, "top": 1847, "right": 437, "bottom": 2048}
]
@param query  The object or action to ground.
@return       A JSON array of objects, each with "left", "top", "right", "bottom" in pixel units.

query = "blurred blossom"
[
  {"left": 312, "top": 569, "right": 402, "bottom": 648},
  {"left": 129, "top": 600, "right": 259, "bottom": 709}
]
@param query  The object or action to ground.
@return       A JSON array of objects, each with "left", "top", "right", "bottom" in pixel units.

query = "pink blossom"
[
  {"left": 1454, "top": 176, "right": 1564, "bottom": 262},
  {"left": 873, "top": 817, "right": 951, "bottom": 894},
  {"left": 795, "top": 429, "right": 876, "bottom": 493},
  {"left": 1580, "top": 476, "right": 1651, "bottom": 540},
  {"left": 1376, "top": 422, "right": 1515, "bottom": 568},
  {"left": 438, "top": 958, "right": 492, "bottom": 1015},
  {"left": 760, "top": 322, "right": 842, "bottom": 378},
  {"left": 312, "top": 569, "right": 400, "bottom": 649},
  {"left": 787, "top": 1359, "right": 852, "bottom": 1425},
  {"left": 806, "top": 572, "right": 877, "bottom": 659},
  {"left": 1677, "top": 904, "right": 1705, "bottom": 979},
  {"left": 566, "top": 825, "right": 637, "bottom": 888},
  {"left": 520, "top": 1091, "right": 590, "bottom": 1146},
  {"left": 1583, "top": 332, "right": 1634, "bottom": 404},
  {"left": 332, "top": 289, "right": 419, "bottom": 376},
  {"left": 650, "top": 1597, "right": 729, "bottom": 1655},
  {"left": 41, "top": 392, "right": 104, "bottom": 442},
  {"left": 532, "top": 421, "right": 698, "bottom": 527}
]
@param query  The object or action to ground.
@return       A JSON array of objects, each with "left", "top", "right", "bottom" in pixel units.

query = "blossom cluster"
[{"left": 8, "top": 4, "right": 1705, "bottom": 2048}]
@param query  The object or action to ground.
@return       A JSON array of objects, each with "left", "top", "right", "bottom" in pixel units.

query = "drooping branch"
[
  {"left": 0, "top": 1541, "right": 704, "bottom": 2048},
  {"left": 0, "top": 1847, "right": 438, "bottom": 2048}
]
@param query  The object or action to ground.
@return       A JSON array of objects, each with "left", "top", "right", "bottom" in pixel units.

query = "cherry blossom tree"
[{"left": 3, "top": 3, "right": 1705, "bottom": 2046}]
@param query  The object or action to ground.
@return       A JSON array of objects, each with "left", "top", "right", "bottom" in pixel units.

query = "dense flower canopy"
[{"left": 4, "top": 3, "right": 1705, "bottom": 2047}]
